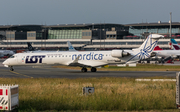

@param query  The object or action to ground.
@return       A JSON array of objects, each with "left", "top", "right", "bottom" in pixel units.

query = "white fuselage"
[
  {"left": 153, "top": 50, "right": 180, "bottom": 57},
  {"left": 3, "top": 50, "right": 139, "bottom": 67}
]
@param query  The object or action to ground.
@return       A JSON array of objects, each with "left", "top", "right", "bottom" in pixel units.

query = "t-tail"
[
  {"left": 67, "top": 41, "right": 77, "bottom": 51},
  {"left": 170, "top": 39, "right": 180, "bottom": 50},
  {"left": 27, "top": 42, "right": 35, "bottom": 51},
  {"left": 133, "top": 34, "right": 164, "bottom": 60}
]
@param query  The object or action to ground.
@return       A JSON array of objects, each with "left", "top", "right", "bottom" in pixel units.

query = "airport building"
[{"left": 0, "top": 22, "right": 180, "bottom": 51}]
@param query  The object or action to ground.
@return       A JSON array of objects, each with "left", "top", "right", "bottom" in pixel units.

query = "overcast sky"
[{"left": 0, "top": 0, "right": 179, "bottom": 25}]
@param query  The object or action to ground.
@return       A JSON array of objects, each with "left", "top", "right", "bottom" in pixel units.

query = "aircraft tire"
[
  {"left": 10, "top": 66, "right": 14, "bottom": 71},
  {"left": 81, "top": 67, "right": 87, "bottom": 72},
  {"left": 91, "top": 67, "right": 97, "bottom": 72}
]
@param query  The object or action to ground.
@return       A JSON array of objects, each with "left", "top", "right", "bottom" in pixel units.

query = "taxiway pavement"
[{"left": 0, "top": 59, "right": 176, "bottom": 78}]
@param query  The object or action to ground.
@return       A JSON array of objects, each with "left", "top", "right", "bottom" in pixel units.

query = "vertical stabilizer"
[
  {"left": 27, "top": 42, "right": 35, "bottom": 51},
  {"left": 171, "top": 39, "right": 180, "bottom": 50},
  {"left": 153, "top": 46, "right": 163, "bottom": 51},
  {"left": 67, "top": 41, "right": 76, "bottom": 51},
  {"left": 133, "top": 34, "right": 164, "bottom": 60}
]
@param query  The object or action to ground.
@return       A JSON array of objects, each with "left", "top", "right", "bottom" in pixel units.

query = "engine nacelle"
[
  {"left": 150, "top": 52, "right": 156, "bottom": 57},
  {"left": 111, "top": 50, "right": 130, "bottom": 58}
]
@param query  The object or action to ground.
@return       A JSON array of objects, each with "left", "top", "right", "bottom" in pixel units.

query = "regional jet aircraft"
[{"left": 2, "top": 34, "right": 164, "bottom": 72}]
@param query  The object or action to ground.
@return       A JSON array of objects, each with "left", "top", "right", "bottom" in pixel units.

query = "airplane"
[
  {"left": 152, "top": 45, "right": 180, "bottom": 63},
  {"left": 26, "top": 41, "right": 77, "bottom": 52},
  {"left": 0, "top": 50, "right": 15, "bottom": 58},
  {"left": 2, "top": 34, "right": 164, "bottom": 72}
]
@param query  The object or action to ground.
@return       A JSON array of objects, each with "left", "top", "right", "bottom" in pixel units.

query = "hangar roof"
[
  {"left": 0, "top": 23, "right": 126, "bottom": 31},
  {"left": 125, "top": 22, "right": 180, "bottom": 29}
]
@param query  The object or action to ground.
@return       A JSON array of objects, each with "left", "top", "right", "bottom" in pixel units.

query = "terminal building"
[{"left": 0, "top": 22, "right": 180, "bottom": 51}]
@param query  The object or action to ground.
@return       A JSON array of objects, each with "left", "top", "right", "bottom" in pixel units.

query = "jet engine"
[
  {"left": 111, "top": 50, "right": 130, "bottom": 58},
  {"left": 150, "top": 52, "right": 156, "bottom": 57}
]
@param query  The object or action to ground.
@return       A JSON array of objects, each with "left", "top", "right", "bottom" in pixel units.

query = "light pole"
[{"left": 170, "top": 12, "right": 172, "bottom": 38}]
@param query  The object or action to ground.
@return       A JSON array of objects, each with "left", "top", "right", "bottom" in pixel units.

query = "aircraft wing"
[{"left": 67, "top": 57, "right": 107, "bottom": 67}]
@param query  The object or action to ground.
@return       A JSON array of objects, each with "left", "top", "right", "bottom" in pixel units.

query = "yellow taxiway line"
[{"left": 10, "top": 71, "right": 33, "bottom": 78}]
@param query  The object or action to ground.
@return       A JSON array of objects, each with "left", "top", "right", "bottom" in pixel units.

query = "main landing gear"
[
  {"left": 10, "top": 66, "right": 14, "bottom": 71},
  {"left": 81, "top": 67, "right": 87, "bottom": 72},
  {"left": 81, "top": 67, "right": 97, "bottom": 72},
  {"left": 91, "top": 67, "right": 97, "bottom": 72}
]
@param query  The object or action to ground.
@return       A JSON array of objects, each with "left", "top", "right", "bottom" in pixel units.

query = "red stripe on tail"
[{"left": 153, "top": 46, "right": 163, "bottom": 51}]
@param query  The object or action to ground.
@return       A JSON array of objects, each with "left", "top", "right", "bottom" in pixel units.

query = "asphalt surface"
[{"left": 0, "top": 59, "right": 177, "bottom": 78}]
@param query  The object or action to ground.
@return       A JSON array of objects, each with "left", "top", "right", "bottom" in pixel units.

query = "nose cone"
[{"left": 2, "top": 60, "right": 8, "bottom": 66}]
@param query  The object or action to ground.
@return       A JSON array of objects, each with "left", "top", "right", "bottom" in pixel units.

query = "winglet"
[
  {"left": 72, "top": 56, "right": 80, "bottom": 63},
  {"left": 67, "top": 41, "right": 76, "bottom": 51}
]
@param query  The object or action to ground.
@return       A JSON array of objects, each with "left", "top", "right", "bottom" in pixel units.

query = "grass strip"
[{"left": 0, "top": 77, "right": 178, "bottom": 111}]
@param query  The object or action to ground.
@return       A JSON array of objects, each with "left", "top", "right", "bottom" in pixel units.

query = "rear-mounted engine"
[{"left": 111, "top": 50, "right": 130, "bottom": 58}]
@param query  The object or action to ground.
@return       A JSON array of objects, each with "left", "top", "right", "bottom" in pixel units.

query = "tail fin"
[
  {"left": 27, "top": 42, "right": 35, "bottom": 51},
  {"left": 170, "top": 39, "right": 180, "bottom": 50},
  {"left": 67, "top": 41, "right": 76, "bottom": 51},
  {"left": 153, "top": 46, "right": 163, "bottom": 51},
  {"left": 133, "top": 34, "right": 164, "bottom": 60}
]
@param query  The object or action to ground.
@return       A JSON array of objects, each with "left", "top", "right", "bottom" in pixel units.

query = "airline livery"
[
  {"left": 170, "top": 39, "right": 180, "bottom": 50},
  {"left": 2, "top": 34, "right": 164, "bottom": 72}
]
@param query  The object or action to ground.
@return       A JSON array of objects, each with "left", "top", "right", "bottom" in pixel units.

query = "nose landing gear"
[
  {"left": 10, "top": 66, "right": 14, "bottom": 71},
  {"left": 81, "top": 67, "right": 87, "bottom": 72}
]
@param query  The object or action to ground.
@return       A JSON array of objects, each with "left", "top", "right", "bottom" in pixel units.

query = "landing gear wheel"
[
  {"left": 81, "top": 67, "right": 87, "bottom": 72},
  {"left": 10, "top": 66, "right": 14, "bottom": 71},
  {"left": 91, "top": 67, "right": 97, "bottom": 72}
]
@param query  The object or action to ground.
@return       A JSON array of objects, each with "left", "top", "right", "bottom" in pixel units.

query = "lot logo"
[{"left": 25, "top": 55, "right": 46, "bottom": 63}]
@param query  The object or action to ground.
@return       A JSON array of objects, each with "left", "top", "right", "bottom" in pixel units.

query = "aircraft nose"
[{"left": 2, "top": 60, "right": 8, "bottom": 65}]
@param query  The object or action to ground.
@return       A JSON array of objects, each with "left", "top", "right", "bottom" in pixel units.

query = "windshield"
[{"left": 9, "top": 55, "right": 15, "bottom": 58}]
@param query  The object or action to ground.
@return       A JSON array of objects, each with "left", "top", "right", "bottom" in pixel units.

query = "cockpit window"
[{"left": 9, "top": 55, "right": 15, "bottom": 58}]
